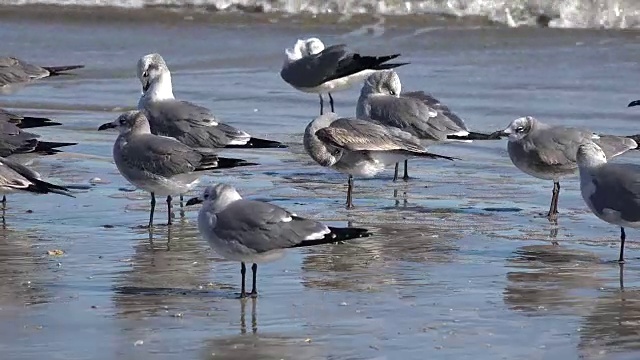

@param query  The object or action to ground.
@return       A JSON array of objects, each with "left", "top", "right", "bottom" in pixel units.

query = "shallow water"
[{"left": 2, "top": 12, "right": 640, "bottom": 359}]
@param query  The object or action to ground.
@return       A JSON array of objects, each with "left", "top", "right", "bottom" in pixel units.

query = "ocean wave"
[{"left": 2, "top": 0, "right": 640, "bottom": 29}]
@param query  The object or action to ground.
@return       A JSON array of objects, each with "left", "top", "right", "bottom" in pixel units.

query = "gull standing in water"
[
  {"left": 186, "top": 183, "right": 371, "bottom": 298},
  {"left": 577, "top": 142, "right": 640, "bottom": 263},
  {"left": 137, "top": 53, "right": 285, "bottom": 150},
  {"left": 98, "top": 111, "right": 257, "bottom": 229},
  {"left": 494, "top": 116, "right": 638, "bottom": 222},
  {"left": 0, "top": 56, "right": 83, "bottom": 88},
  {"left": 280, "top": 37, "right": 409, "bottom": 115},
  {"left": 304, "top": 112, "right": 456, "bottom": 209},
  {"left": 357, "top": 70, "right": 497, "bottom": 181}
]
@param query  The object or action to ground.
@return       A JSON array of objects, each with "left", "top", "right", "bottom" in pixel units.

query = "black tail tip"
[
  {"left": 224, "top": 137, "right": 288, "bottom": 149},
  {"left": 17, "top": 117, "right": 62, "bottom": 128},
  {"left": 216, "top": 157, "right": 260, "bottom": 169},
  {"left": 43, "top": 64, "right": 85, "bottom": 75},
  {"left": 629, "top": 100, "right": 640, "bottom": 108},
  {"left": 329, "top": 226, "right": 372, "bottom": 241}
]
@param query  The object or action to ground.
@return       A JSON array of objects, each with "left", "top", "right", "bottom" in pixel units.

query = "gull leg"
[
  {"left": 393, "top": 163, "right": 399, "bottom": 182},
  {"left": 240, "top": 262, "right": 247, "bottom": 298},
  {"left": 319, "top": 94, "right": 324, "bottom": 115},
  {"left": 329, "top": 92, "right": 335, "bottom": 112},
  {"left": 547, "top": 181, "right": 560, "bottom": 222},
  {"left": 403, "top": 159, "right": 410, "bottom": 181},
  {"left": 179, "top": 194, "right": 185, "bottom": 218},
  {"left": 1, "top": 195, "right": 6, "bottom": 206},
  {"left": 346, "top": 175, "right": 354, "bottom": 209},
  {"left": 149, "top": 192, "right": 156, "bottom": 228},
  {"left": 619, "top": 227, "right": 626, "bottom": 264},
  {"left": 166, "top": 195, "right": 173, "bottom": 226},
  {"left": 250, "top": 263, "right": 258, "bottom": 298}
]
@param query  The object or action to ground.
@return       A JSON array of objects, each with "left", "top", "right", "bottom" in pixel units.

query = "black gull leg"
[{"left": 250, "top": 263, "right": 258, "bottom": 297}]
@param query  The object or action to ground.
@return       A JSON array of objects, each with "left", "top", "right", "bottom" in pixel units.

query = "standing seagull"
[
  {"left": 494, "top": 116, "right": 637, "bottom": 222},
  {"left": 357, "top": 70, "right": 497, "bottom": 181},
  {"left": 576, "top": 142, "right": 640, "bottom": 263},
  {"left": 186, "top": 183, "right": 371, "bottom": 298},
  {"left": 0, "top": 56, "right": 84, "bottom": 88},
  {"left": 304, "top": 112, "right": 456, "bottom": 209},
  {"left": 280, "top": 37, "right": 409, "bottom": 115},
  {"left": 137, "top": 53, "right": 285, "bottom": 150},
  {"left": 98, "top": 111, "right": 257, "bottom": 228}
]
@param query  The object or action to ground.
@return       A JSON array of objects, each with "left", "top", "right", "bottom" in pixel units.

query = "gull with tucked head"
[
  {"left": 186, "top": 183, "right": 371, "bottom": 298},
  {"left": 494, "top": 116, "right": 638, "bottom": 222},
  {"left": 136, "top": 53, "right": 285, "bottom": 150},
  {"left": 357, "top": 70, "right": 498, "bottom": 182},
  {"left": 280, "top": 37, "right": 409, "bottom": 115},
  {"left": 304, "top": 112, "right": 457, "bottom": 209},
  {"left": 576, "top": 142, "right": 640, "bottom": 263},
  {"left": 98, "top": 110, "right": 257, "bottom": 229}
]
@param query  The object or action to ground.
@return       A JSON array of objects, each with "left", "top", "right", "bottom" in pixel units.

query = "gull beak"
[
  {"left": 142, "top": 82, "right": 150, "bottom": 92},
  {"left": 185, "top": 197, "right": 203, "bottom": 206},
  {"left": 98, "top": 122, "right": 117, "bottom": 131},
  {"left": 629, "top": 100, "right": 640, "bottom": 107},
  {"left": 488, "top": 127, "right": 510, "bottom": 138}
]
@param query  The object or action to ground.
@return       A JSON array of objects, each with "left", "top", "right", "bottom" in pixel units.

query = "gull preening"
[
  {"left": 357, "top": 70, "right": 497, "bottom": 181},
  {"left": 98, "top": 110, "right": 257, "bottom": 228},
  {"left": 577, "top": 142, "right": 640, "bottom": 263},
  {"left": 0, "top": 56, "right": 84, "bottom": 88},
  {"left": 304, "top": 112, "right": 456, "bottom": 209},
  {"left": 186, "top": 183, "right": 372, "bottom": 298},
  {"left": 494, "top": 116, "right": 638, "bottom": 222},
  {"left": 137, "top": 53, "right": 285, "bottom": 150},
  {"left": 280, "top": 37, "right": 409, "bottom": 115}
]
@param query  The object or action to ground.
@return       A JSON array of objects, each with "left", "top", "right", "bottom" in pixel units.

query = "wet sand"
[{"left": 2, "top": 12, "right": 640, "bottom": 359}]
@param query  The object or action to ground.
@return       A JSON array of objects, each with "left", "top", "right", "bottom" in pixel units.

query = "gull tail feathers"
[
  {"left": 15, "top": 116, "right": 62, "bottom": 129},
  {"left": 42, "top": 64, "right": 85, "bottom": 76},
  {"left": 410, "top": 151, "right": 459, "bottom": 161},
  {"left": 196, "top": 154, "right": 259, "bottom": 171},
  {"left": 28, "top": 178, "right": 75, "bottom": 197},
  {"left": 357, "top": 53, "right": 410, "bottom": 70},
  {"left": 224, "top": 137, "right": 287, "bottom": 149},
  {"left": 33, "top": 141, "right": 77, "bottom": 155},
  {"left": 447, "top": 131, "right": 503, "bottom": 141},
  {"left": 625, "top": 134, "right": 640, "bottom": 149},
  {"left": 291, "top": 226, "right": 372, "bottom": 248}
]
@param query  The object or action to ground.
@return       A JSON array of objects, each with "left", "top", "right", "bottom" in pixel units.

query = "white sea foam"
[{"left": 2, "top": 0, "right": 640, "bottom": 29}]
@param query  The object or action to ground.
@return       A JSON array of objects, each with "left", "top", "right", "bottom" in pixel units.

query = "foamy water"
[{"left": 1, "top": 0, "right": 640, "bottom": 29}]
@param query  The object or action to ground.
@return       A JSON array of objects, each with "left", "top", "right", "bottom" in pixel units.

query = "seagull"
[
  {"left": 280, "top": 37, "right": 409, "bottom": 115},
  {"left": 304, "top": 112, "right": 456, "bottom": 208},
  {"left": 357, "top": 70, "right": 498, "bottom": 181},
  {"left": 186, "top": 183, "right": 372, "bottom": 298},
  {"left": 493, "top": 116, "right": 638, "bottom": 222},
  {"left": 137, "top": 53, "right": 286, "bottom": 150},
  {"left": 0, "top": 56, "right": 84, "bottom": 88},
  {"left": 98, "top": 110, "right": 258, "bottom": 228},
  {"left": 577, "top": 142, "right": 640, "bottom": 263},
  {"left": 0, "top": 119, "right": 75, "bottom": 159}
]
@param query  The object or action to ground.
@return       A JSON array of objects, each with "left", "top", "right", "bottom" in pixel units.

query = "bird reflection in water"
[{"left": 240, "top": 297, "right": 258, "bottom": 335}]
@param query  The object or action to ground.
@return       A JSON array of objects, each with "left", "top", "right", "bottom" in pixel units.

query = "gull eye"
[
  {"left": 142, "top": 71, "right": 149, "bottom": 77},
  {"left": 515, "top": 126, "right": 525, "bottom": 132},
  {"left": 119, "top": 118, "right": 126, "bottom": 125}
]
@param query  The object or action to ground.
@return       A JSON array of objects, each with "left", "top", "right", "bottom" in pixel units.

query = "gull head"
[
  {"left": 498, "top": 116, "right": 536, "bottom": 141},
  {"left": 304, "top": 37, "right": 325, "bottom": 56},
  {"left": 362, "top": 70, "right": 401, "bottom": 97},
  {"left": 137, "top": 53, "right": 172, "bottom": 97},
  {"left": 576, "top": 142, "right": 607, "bottom": 168},
  {"left": 186, "top": 183, "right": 243, "bottom": 212},
  {"left": 284, "top": 37, "right": 325, "bottom": 62},
  {"left": 98, "top": 110, "right": 151, "bottom": 135}
]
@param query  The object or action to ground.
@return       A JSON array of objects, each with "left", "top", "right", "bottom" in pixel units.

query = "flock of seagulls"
[{"left": 2, "top": 37, "right": 640, "bottom": 297}]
